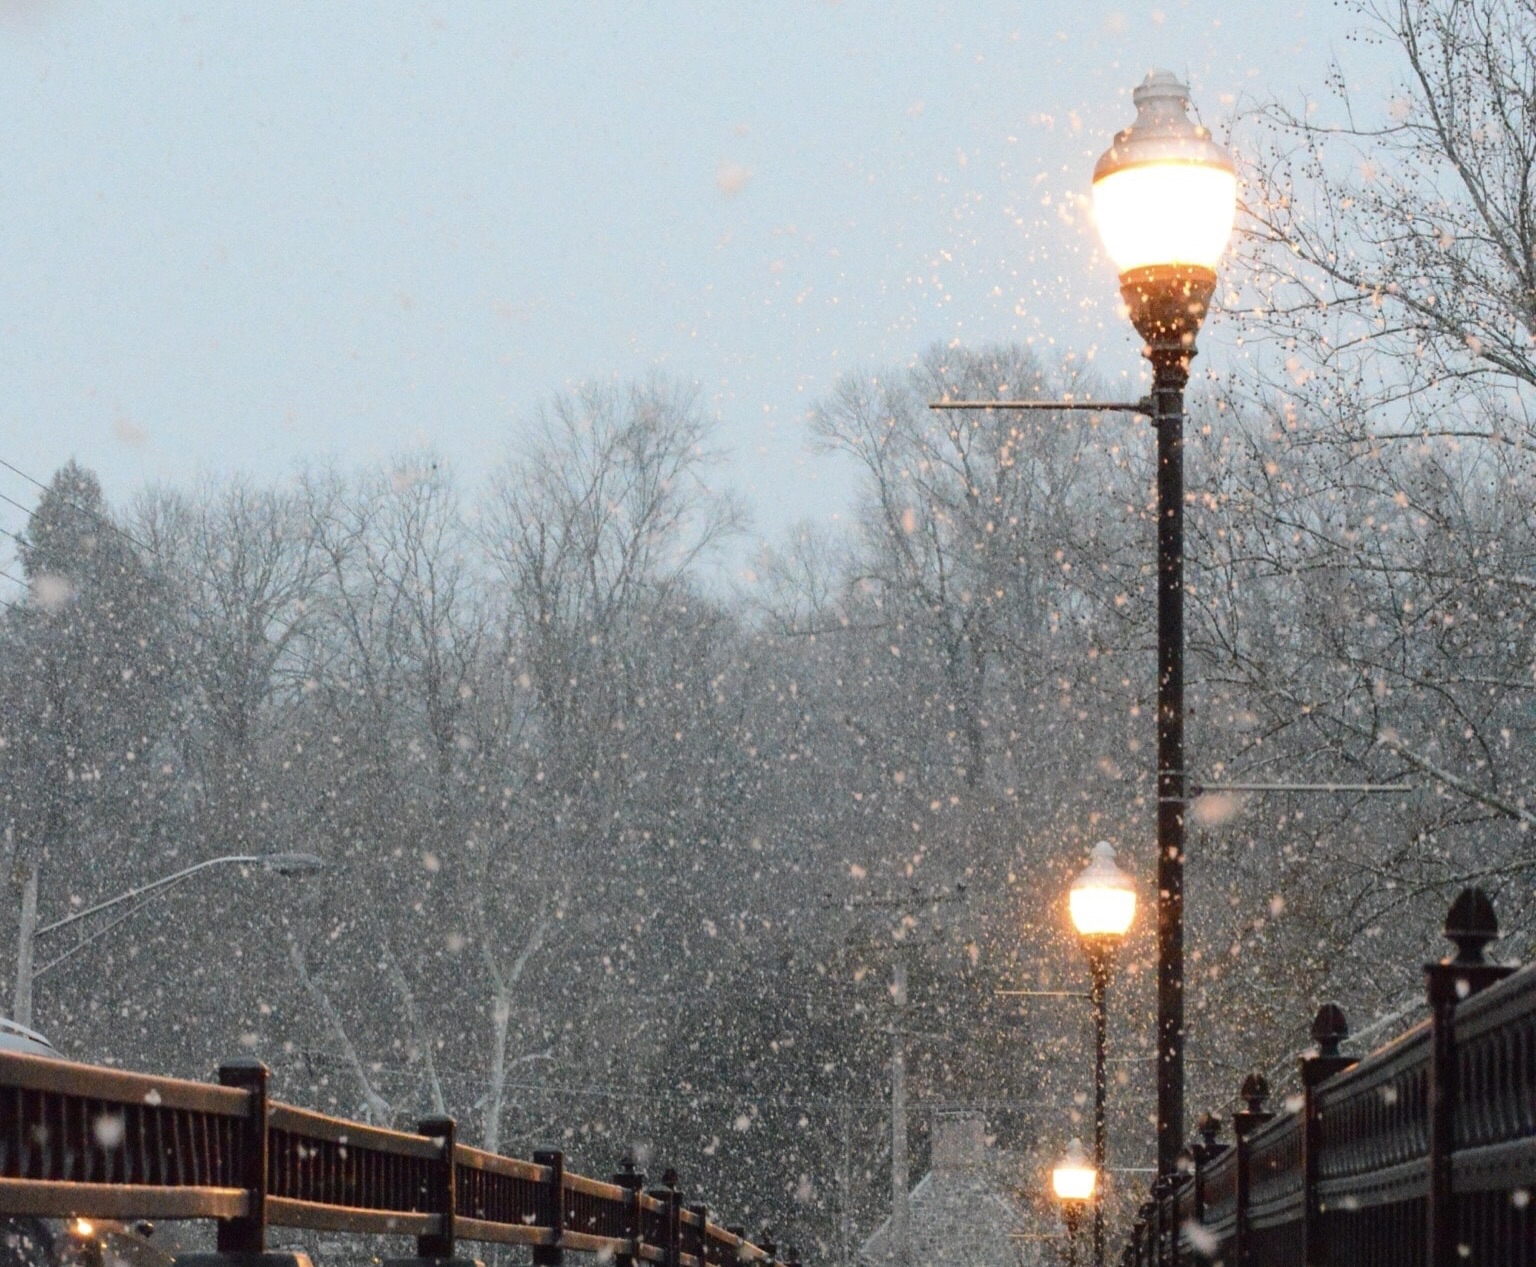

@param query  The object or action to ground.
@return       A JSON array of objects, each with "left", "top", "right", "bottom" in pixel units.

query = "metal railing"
[
  {"left": 0, "top": 1052, "right": 799, "bottom": 1267},
  {"left": 1119, "top": 887, "right": 1535, "bottom": 1266}
]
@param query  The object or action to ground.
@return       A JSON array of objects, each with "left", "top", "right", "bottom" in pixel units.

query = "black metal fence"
[
  {"left": 1120, "top": 887, "right": 1535, "bottom": 1267},
  {"left": 0, "top": 1051, "right": 798, "bottom": 1267}
]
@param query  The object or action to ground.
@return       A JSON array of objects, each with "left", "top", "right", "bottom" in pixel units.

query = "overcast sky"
[{"left": 0, "top": 1, "right": 1373, "bottom": 566}]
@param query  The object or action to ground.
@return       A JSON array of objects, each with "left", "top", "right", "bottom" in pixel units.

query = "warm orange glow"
[
  {"left": 1069, "top": 842, "right": 1137, "bottom": 938},
  {"left": 1052, "top": 1139, "right": 1097, "bottom": 1202},
  {"left": 1092, "top": 162, "right": 1236, "bottom": 273}
]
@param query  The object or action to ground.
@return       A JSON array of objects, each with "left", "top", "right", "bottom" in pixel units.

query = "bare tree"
[
  {"left": 809, "top": 345, "right": 1142, "bottom": 790},
  {"left": 1217, "top": 0, "right": 1536, "bottom": 946},
  {"left": 1240, "top": 0, "right": 1536, "bottom": 424}
]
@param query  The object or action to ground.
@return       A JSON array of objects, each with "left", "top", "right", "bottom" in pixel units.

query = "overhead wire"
[{"left": 0, "top": 454, "right": 158, "bottom": 557}]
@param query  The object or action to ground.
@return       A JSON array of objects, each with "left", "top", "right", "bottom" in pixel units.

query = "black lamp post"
[
  {"left": 1068, "top": 842, "right": 1136, "bottom": 1267},
  {"left": 1090, "top": 70, "right": 1236, "bottom": 1178},
  {"left": 928, "top": 68, "right": 1236, "bottom": 1183}
]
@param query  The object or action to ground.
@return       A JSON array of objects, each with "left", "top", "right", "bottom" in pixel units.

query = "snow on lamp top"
[
  {"left": 1052, "top": 1137, "right": 1097, "bottom": 1202},
  {"left": 1069, "top": 841, "right": 1136, "bottom": 939},
  {"left": 1092, "top": 70, "right": 1237, "bottom": 275}
]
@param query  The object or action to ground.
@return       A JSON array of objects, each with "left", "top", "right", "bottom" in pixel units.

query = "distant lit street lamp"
[
  {"left": 1052, "top": 1138, "right": 1097, "bottom": 1267},
  {"left": 12, "top": 851, "right": 326, "bottom": 1027},
  {"left": 1068, "top": 841, "right": 1136, "bottom": 1267},
  {"left": 1090, "top": 70, "right": 1236, "bottom": 1177}
]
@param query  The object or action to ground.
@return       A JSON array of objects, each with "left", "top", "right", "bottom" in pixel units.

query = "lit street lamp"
[
  {"left": 1051, "top": 1138, "right": 1097, "bottom": 1267},
  {"left": 1091, "top": 70, "right": 1236, "bottom": 1177},
  {"left": 12, "top": 851, "right": 326, "bottom": 1027},
  {"left": 926, "top": 67, "right": 1235, "bottom": 1182},
  {"left": 1068, "top": 841, "right": 1136, "bottom": 1267}
]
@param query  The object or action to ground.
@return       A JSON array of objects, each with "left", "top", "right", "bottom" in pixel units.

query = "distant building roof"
[{"left": 859, "top": 1112, "right": 1039, "bottom": 1267}]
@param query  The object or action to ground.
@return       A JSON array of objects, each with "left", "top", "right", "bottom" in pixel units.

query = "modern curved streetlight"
[
  {"left": 1091, "top": 69, "right": 1236, "bottom": 1179},
  {"left": 1052, "top": 1137, "right": 1097, "bottom": 1267},
  {"left": 1068, "top": 841, "right": 1136, "bottom": 1267},
  {"left": 13, "top": 851, "right": 326, "bottom": 1026}
]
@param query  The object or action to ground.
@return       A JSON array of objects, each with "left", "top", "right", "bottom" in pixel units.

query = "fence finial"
[
  {"left": 1309, "top": 1003, "right": 1348, "bottom": 1057},
  {"left": 1239, "top": 1071, "right": 1269, "bottom": 1114},
  {"left": 1443, "top": 887, "right": 1498, "bottom": 964}
]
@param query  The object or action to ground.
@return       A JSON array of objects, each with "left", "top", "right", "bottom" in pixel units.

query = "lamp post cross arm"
[{"left": 929, "top": 399, "right": 1153, "bottom": 416}]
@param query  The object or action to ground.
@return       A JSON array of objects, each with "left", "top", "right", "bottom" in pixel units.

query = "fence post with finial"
[
  {"left": 1299, "top": 1004, "right": 1353, "bottom": 1266},
  {"left": 1231, "top": 1073, "right": 1271, "bottom": 1267},
  {"left": 1425, "top": 888, "right": 1514, "bottom": 1267},
  {"left": 1191, "top": 1112, "right": 1225, "bottom": 1235}
]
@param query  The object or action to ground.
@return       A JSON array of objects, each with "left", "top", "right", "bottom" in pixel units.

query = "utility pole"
[
  {"left": 890, "top": 961, "right": 909, "bottom": 1267},
  {"left": 822, "top": 883, "right": 965, "bottom": 1267},
  {"left": 12, "top": 863, "right": 37, "bottom": 1027},
  {"left": 839, "top": 1102, "right": 853, "bottom": 1267}
]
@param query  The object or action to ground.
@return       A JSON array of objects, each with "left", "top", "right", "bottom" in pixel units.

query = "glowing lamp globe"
[
  {"left": 1052, "top": 1138, "right": 1097, "bottom": 1202},
  {"left": 1092, "top": 70, "right": 1236, "bottom": 276},
  {"left": 1069, "top": 842, "right": 1136, "bottom": 940}
]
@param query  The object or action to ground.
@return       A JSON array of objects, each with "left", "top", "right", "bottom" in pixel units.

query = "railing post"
[
  {"left": 1425, "top": 889, "right": 1513, "bottom": 1267},
  {"left": 417, "top": 1116, "right": 458, "bottom": 1260},
  {"left": 613, "top": 1157, "right": 646, "bottom": 1267},
  {"left": 534, "top": 1148, "right": 566, "bottom": 1267},
  {"left": 1129, "top": 1203, "right": 1149, "bottom": 1267},
  {"left": 688, "top": 1204, "right": 709, "bottom": 1267},
  {"left": 669, "top": 1175, "right": 685, "bottom": 1267},
  {"left": 177, "top": 1060, "right": 312, "bottom": 1267},
  {"left": 1191, "top": 1113, "right": 1226, "bottom": 1235},
  {"left": 1296, "top": 1001, "right": 1357, "bottom": 1259},
  {"left": 1231, "top": 1073, "right": 1272, "bottom": 1267},
  {"left": 1299, "top": 1005, "right": 1353, "bottom": 1267},
  {"left": 218, "top": 1058, "right": 270, "bottom": 1254},
  {"left": 1148, "top": 1174, "right": 1172, "bottom": 1267},
  {"left": 649, "top": 1170, "right": 683, "bottom": 1267},
  {"left": 385, "top": 1117, "right": 480, "bottom": 1267}
]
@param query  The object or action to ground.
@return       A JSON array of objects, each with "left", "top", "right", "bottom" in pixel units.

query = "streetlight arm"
[
  {"left": 35, "top": 855, "right": 272, "bottom": 940},
  {"left": 15, "top": 850, "right": 324, "bottom": 1029},
  {"left": 32, "top": 900, "right": 151, "bottom": 980}
]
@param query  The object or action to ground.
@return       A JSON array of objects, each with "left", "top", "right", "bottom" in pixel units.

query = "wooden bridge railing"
[
  {"left": 1120, "top": 886, "right": 1534, "bottom": 1266},
  {"left": 0, "top": 1050, "right": 797, "bottom": 1267}
]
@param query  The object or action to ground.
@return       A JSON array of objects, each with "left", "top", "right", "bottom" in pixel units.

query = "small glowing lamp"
[
  {"left": 1092, "top": 70, "right": 1236, "bottom": 275},
  {"left": 1052, "top": 1138, "right": 1097, "bottom": 1202},
  {"left": 1069, "top": 842, "right": 1137, "bottom": 939}
]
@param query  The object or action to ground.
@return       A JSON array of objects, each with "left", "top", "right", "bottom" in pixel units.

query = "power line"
[
  {"left": 0, "top": 455, "right": 158, "bottom": 557},
  {"left": 0, "top": 456, "right": 50, "bottom": 495}
]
